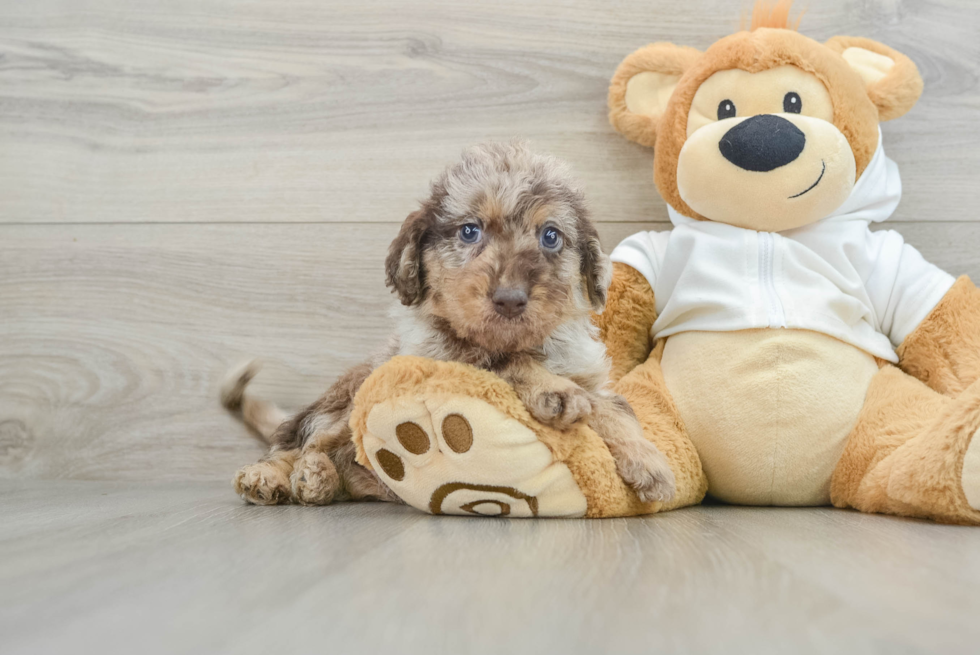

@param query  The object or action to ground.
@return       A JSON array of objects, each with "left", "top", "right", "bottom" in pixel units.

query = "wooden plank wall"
[{"left": 1, "top": 0, "right": 978, "bottom": 481}]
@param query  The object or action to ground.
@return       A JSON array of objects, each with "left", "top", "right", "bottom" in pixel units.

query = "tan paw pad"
[
  {"left": 376, "top": 448, "right": 405, "bottom": 481},
  {"left": 395, "top": 422, "right": 430, "bottom": 455},
  {"left": 441, "top": 414, "right": 473, "bottom": 453},
  {"left": 361, "top": 395, "right": 587, "bottom": 517}
]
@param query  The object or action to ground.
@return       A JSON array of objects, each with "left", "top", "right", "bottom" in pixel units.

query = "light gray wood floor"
[
  {"left": 2, "top": 0, "right": 980, "bottom": 652},
  {"left": 2, "top": 480, "right": 980, "bottom": 655}
]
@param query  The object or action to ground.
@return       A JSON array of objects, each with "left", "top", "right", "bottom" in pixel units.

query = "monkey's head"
[{"left": 608, "top": 1, "right": 923, "bottom": 231}]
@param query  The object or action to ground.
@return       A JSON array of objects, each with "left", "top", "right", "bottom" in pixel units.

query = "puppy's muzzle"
[{"left": 492, "top": 287, "right": 528, "bottom": 318}]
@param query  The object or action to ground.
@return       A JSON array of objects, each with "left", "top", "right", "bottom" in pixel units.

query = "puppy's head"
[{"left": 385, "top": 142, "right": 610, "bottom": 352}]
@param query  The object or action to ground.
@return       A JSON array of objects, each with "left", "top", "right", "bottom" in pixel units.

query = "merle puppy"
[{"left": 224, "top": 142, "right": 675, "bottom": 506}]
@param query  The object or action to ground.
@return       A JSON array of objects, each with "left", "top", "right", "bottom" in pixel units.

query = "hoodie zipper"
[{"left": 758, "top": 232, "right": 787, "bottom": 328}]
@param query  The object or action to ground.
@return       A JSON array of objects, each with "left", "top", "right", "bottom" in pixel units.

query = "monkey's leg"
[{"left": 831, "top": 365, "right": 980, "bottom": 525}]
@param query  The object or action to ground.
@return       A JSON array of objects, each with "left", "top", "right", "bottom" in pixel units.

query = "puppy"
[{"left": 224, "top": 142, "right": 675, "bottom": 506}]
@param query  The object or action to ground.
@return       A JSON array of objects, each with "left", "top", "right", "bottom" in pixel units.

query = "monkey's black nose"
[
  {"left": 719, "top": 114, "right": 806, "bottom": 172},
  {"left": 493, "top": 287, "right": 528, "bottom": 318}
]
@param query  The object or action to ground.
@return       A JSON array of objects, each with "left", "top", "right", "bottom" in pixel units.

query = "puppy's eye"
[
  {"left": 458, "top": 223, "right": 482, "bottom": 244},
  {"left": 540, "top": 227, "right": 563, "bottom": 251},
  {"left": 717, "top": 99, "right": 736, "bottom": 120},
  {"left": 784, "top": 92, "right": 802, "bottom": 114}
]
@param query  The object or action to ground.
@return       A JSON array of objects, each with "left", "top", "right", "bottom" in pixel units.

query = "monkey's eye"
[
  {"left": 458, "top": 223, "right": 482, "bottom": 244},
  {"left": 784, "top": 92, "right": 802, "bottom": 114},
  {"left": 717, "top": 99, "right": 736, "bottom": 120},
  {"left": 540, "top": 227, "right": 563, "bottom": 251}
]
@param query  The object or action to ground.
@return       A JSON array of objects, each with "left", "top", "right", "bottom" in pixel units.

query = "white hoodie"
[{"left": 610, "top": 133, "right": 954, "bottom": 363}]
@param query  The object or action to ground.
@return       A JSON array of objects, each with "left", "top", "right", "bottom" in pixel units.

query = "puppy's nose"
[
  {"left": 719, "top": 114, "right": 805, "bottom": 172},
  {"left": 492, "top": 287, "right": 528, "bottom": 318}
]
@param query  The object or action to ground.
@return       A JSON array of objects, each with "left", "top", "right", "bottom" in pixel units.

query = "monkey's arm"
[
  {"left": 897, "top": 276, "right": 980, "bottom": 396},
  {"left": 860, "top": 229, "right": 979, "bottom": 395},
  {"left": 592, "top": 262, "right": 659, "bottom": 384}
]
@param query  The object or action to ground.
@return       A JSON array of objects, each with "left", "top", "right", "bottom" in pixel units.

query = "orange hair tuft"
[{"left": 743, "top": 0, "right": 805, "bottom": 31}]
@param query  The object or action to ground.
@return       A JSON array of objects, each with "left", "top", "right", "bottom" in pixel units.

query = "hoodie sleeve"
[
  {"left": 863, "top": 228, "right": 956, "bottom": 348},
  {"left": 609, "top": 229, "right": 672, "bottom": 292}
]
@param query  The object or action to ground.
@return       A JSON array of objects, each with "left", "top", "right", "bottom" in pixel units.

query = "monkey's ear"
[
  {"left": 826, "top": 36, "right": 923, "bottom": 121},
  {"left": 577, "top": 220, "right": 613, "bottom": 313},
  {"left": 385, "top": 207, "right": 434, "bottom": 306},
  {"left": 608, "top": 43, "right": 702, "bottom": 148}
]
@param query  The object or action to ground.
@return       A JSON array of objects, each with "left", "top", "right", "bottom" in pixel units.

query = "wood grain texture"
[
  {"left": 0, "top": 0, "right": 978, "bottom": 225},
  {"left": 1, "top": 480, "right": 979, "bottom": 655},
  {"left": 2, "top": 3, "right": 979, "bottom": 652},
  {"left": 2, "top": 221, "right": 977, "bottom": 481}
]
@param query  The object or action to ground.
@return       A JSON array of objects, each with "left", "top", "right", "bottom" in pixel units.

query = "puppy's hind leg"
[
  {"left": 234, "top": 448, "right": 299, "bottom": 505},
  {"left": 228, "top": 359, "right": 395, "bottom": 506},
  {"left": 290, "top": 423, "right": 345, "bottom": 506},
  {"left": 291, "top": 421, "right": 399, "bottom": 505},
  {"left": 331, "top": 438, "right": 401, "bottom": 503},
  {"left": 288, "top": 361, "right": 398, "bottom": 505},
  {"left": 591, "top": 392, "right": 676, "bottom": 503}
]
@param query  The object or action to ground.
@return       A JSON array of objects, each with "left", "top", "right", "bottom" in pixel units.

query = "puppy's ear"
[
  {"left": 385, "top": 207, "right": 434, "bottom": 306},
  {"left": 608, "top": 43, "right": 701, "bottom": 148},
  {"left": 577, "top": 219, "right": 613, "bottom": 313},
  {"left": 825, "top": 36, "right": 923, "bottom": 121}
]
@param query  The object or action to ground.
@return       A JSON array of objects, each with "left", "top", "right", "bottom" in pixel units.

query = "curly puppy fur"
[{"left": 226, "top": 142, "right": 675, "bottom": 506}]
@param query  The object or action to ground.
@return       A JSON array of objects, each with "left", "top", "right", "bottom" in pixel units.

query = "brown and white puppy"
[{"left": 224, "top": 142, "right": 675, "bottom": 507}]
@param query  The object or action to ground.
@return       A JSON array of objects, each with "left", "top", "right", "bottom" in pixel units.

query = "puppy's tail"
[{"left": 221, "top": 360, "right": 287, "bottom": 443}]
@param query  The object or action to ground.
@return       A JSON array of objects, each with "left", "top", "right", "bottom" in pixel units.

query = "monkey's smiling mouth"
[{"left": 788, "top": 160, "right": 826, "bottom": 199}]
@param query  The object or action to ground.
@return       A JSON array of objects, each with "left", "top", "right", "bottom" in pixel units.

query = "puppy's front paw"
[
  {"left": 616, "top": 439, "right": 676, "bottom": 504},
  {"left": 290, "top": 451, "right": 341, "bottom": 506},
  {"left": 527, "top": 386, "right": 593, "bottom": 430},
  {"left": 234, "top": 462, "right": 291, "bottom": 505}
]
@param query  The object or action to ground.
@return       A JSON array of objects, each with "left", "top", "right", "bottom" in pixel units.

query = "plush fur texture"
[
  {"left": 608, "top": 43, "right": 702, "bottom": 149},
  {"left": 831, "top": 367, "right": 980, "bottom": 525},
  {"left": 744, "top": 0, "right": 804, "bottom": 32},
  {"left": 825, "top": 36, "right": 924, "bottom": 122}
]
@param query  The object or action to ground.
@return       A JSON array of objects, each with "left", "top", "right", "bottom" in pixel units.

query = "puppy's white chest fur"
[
  {"left": 538, "top": 317, "right": 610, "bottom": 391},
  {"left": 390, "top": 305, "right": 610, "bottom": 392}
]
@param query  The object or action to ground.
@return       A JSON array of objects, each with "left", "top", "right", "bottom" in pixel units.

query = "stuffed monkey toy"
[{"left": 351, "top": 2, "right": 980, "bottom": 523}]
